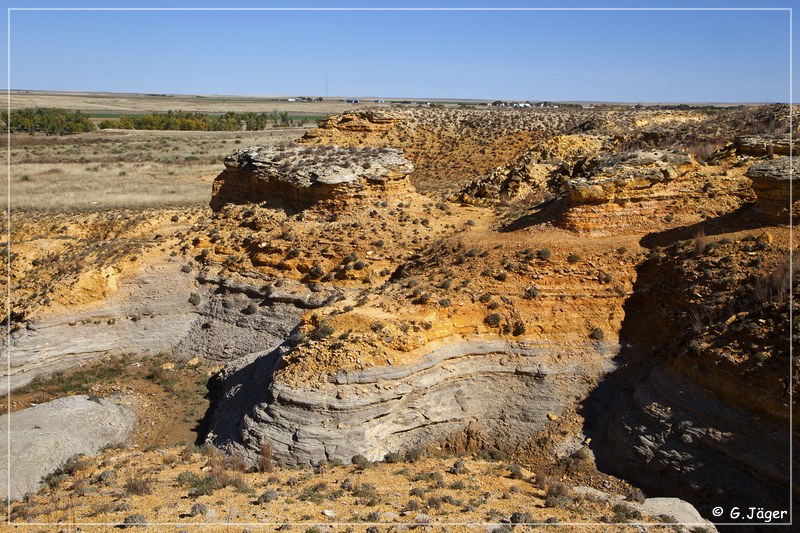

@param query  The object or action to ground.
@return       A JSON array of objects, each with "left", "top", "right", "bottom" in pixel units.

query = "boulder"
[
  {"left": 745, "top": 156, "right": 798, "bottom": 224},
  {"left": 210, "top": 144, "right": 414, "bottom": 211},
  {"left": 735, "top": 135, "right": 795, "bottom": 157}
]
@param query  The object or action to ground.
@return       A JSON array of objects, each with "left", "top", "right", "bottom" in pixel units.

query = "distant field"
[
  {"left": 87, "top": 112, "right": 328, "bottom": 122},
  {"left": 10, "top": 90, "right": 377, "bottom": 115},
  {"left": 0, "top": 128, "right": 305, "bottom": 211},
  {"left": 1, "top": 91, "right": 344, "bottom": 211}
]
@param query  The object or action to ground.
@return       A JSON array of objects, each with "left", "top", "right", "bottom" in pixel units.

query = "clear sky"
[{"left": 0, "top": 0, "right": 796, "bottom": 103}]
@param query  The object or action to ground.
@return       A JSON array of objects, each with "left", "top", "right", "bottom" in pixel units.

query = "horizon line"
[{"left": 6, "top": 89, "right": 790, "bottom": 106}]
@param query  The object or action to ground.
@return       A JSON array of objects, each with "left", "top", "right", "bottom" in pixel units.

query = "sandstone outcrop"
[
  {"left": 207, "top": 337, "right": 616, "bottom": 465},
  {"left": 452, "top": 134, "right": 604, "bottom": 205},
  {"left": 1, "top": 255, "right": 200, "bottom": 393},
  {"left": 210, "top": 144, "right": 414, "bottom": 211},
  {"left": 745, "top": 156, "right": 798, "bottom": 224},
  {"left": 587, "top": 234, "right": 795, "bottom": 523},
  {"left": 0, "top": 395, "right": 135, "bottom": 501},
  {"left": 303, "top": 110, "right": 404, "bottom": 136},
  {"left": 561, "top": 150, "right": 708, "bottom": 235},
  {"left": 735, "top": 134, "right": 795, "bottom": 157}
]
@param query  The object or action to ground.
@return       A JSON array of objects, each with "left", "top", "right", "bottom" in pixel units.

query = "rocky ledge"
[
  {"left": 734, "top": 134, "right": 795, "bottom": 157},
  {"left": 560, "top": 150, "right": 700, "bottom": 235},
  {"left": 745, "top": 156, "right": 798, "bottom": 224},
  {"left": 210, "top": 144, "right": 414, "bottom": 211},
  {"left": 206, "top": 337, "right": 617, "bottom": 466}
]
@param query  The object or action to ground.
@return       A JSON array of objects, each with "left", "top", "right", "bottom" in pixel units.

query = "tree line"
[
  {"left": 2, "top": 108, "right": 95, "bottom": 135},
  {"left": 99, "top": 110, "right": 308, "bottom": 131}
]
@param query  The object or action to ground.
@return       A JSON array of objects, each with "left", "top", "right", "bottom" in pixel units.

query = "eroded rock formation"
[
  {"left": 561, "top": 151, "right": 711, "bottom": 235},
  {"left": 0, "top": 395, "right": 135, "bottom": 501},
  {"left": 207, "top": 337, "right": 616, "bottom": 465},
  {"left": 745, "top": 156, "right": 798, "bottom": 224},
  {"left": 210, "top": 144, "right": 414, "bottom": 211}
]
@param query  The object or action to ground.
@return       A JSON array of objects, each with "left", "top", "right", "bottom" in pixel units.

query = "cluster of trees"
[
  {"left": 99, "top": 110, "right": 307, "bottom": 131},
  {"left": 2, "top": 108, "right": 95, "bottom": 135}
]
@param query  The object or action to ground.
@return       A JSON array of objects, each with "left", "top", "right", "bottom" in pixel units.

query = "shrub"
[
  {"left": 449, "top": 460, "right": 467, "bottom": 475},
  {"left": 404, "top": 448, "right": 425, "bottom": 463},
  {"left": 589, "top": 327, "right": 604, "bottom": 341},
  {"left": 188, "top": 293, "right": 201, "bottom": 306},
  {"left": 484, "top": 313, "right": 501, "bottom": 327},
  {"left": 311, "top": 321, "right": 335, "bottom": 340},
  {"left": 524, "top": 286, "right": 539, "bottom": 299},
  {"left": 257, "top": 443, "right": 274, "bottom": 473},
  {"left": 189, "top": 503, "right": 208, "bottom": 517},
  {"left": 567, "top": 253, "right": 581, "bottom": 264},
  {"left": 612, "top": 502, "right": 643, "bottom": 522},
  {"left": 510, "top": 511, "right": 532, "bottom": 524},
  {"left": 124, "top": 473, "right": 154, "bottom": 496},
  {"left": 537, "top": 248, "right": 552, "bottom": 260},
  {"left": 176, "top": 471, "right": 201, "bottom": 485},
  {"left": 351, "top": 454, "right": 372, "bottom": 470},
  {"left": 544, "top": 479, "right": 571, "bottom": 508},
  {"left": 626, "top": 488, "right": 646, "bottom": 503},
  {"left": 121, "top": 513, "right": 147, "bottom": 528},
  {"left": 384, "top": 452, "right": 403, "bottom": 463}
]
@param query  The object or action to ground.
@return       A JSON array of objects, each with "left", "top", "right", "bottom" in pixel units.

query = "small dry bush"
[
  {"left": 124, "top": 471, "right": 155, "bottom": 496},
  {"left": 537, "top": 474, "right": 572, "bottom": 508},
  {"left": 257, "top": 443, "right": 274, "bottom": 473},
  {"left": 693, "top": 228, "right": 707, "bottom": 254},
  {"left": 754, "top": 257, "right": 799, "bottom": 306}
]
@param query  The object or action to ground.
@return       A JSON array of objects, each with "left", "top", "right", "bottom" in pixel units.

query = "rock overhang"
[{"left": 211, "top": 144, "right": 414, "bottom": 211}]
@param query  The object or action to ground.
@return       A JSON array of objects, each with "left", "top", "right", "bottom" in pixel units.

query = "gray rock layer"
[
  {"left": 0, "top": 395, "right": 136, "bottom": 501},
  {"left": 207, "top": 338, "right": 617, "bottom": 465},
  {"left": 1, "top": 257, "right": 199, "bottom": 394},
  {"left": 589, "top": 363, "right": 792, "bottom": 522}
]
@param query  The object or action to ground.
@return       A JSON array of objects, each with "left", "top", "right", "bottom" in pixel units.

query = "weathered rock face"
[
  {"left": 210, "top": 144, "right": 414, "bottom": 211},
  {"left": 304, "top": 110, "right": 404, "bottom": 136},
  {"left": 0, "top": 395, "right": 136, "bottom": 501},
  {"left": 206, "top": 337, "right": 616, "bottom": 465},
  {"left": 1, "top": 256, "right": 200, "bottom": 394},
  {"left": 735, "top": 134, "right": 795, "bottom": 157},
  {"left": 586, "top": 242, "right": 795, "bottom": 523},
  {"left": 452, "top": 135, "right": 604, "bottom": 205},
  {"left": 560, "top": 150, "right": 701, "bottom": 235},
  {"left": 745, "top": 157, "right": 798, "bottom": 224}
]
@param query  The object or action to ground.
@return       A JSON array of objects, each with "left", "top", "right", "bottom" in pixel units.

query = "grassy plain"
[{"left": 0, "top": 128, "right": 306, "bottom": 210}]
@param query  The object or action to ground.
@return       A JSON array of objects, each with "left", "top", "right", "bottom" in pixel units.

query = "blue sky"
[{"left": 0, "top": 0, "right": 796, "bottom": 103}]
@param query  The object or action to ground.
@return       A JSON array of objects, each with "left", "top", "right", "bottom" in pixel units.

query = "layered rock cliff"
[
  {"left": 210, "top": 144, "right": 414, "bottom": 211},
  {"left": 745, "top": 157, "right": 798, "bottom": 224},
  {"left": 207, "top": 337, "right": 616, "bottom": 465}
]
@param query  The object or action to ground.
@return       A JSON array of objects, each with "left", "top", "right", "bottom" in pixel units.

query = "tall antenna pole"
[{"left": 325, "top": 73, "right": 328, "bottom": 101}]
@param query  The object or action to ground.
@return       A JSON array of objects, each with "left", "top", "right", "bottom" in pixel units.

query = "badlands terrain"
[{"left": 0, "top": 98, "right": 796, "bottom": 531}]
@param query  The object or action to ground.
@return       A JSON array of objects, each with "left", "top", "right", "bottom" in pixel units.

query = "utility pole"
[{"left": 325, "top": 73, "right": 328, "bottom": 101}]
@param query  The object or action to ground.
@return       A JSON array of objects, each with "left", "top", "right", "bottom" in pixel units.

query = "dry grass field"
[
  {"left": 2, "top": 91, "right": 389, "bottom": 211},
  {"left": 0, "top": 128, "right": 305, "bottom": 211},
  {"left": 10, "top": 90, "right": 380, "bottom": 116}
]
